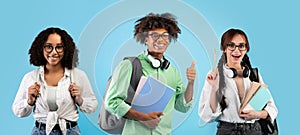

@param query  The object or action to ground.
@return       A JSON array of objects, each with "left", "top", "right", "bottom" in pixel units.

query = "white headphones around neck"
[
  {"left": 224, "top": 64, "right": 250, "bottom": 78},
  {"left": 146, "top": 51, "right": 170, "bottom": 70}
]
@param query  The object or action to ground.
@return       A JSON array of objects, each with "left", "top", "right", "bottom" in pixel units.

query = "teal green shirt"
[{"left": 105, "top": 52, "right": 193, "bottom": 135}]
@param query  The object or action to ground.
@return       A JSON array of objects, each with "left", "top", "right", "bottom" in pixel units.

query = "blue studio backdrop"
[{"left": 1, "top": 0, "right": 298, "bottom": 134}]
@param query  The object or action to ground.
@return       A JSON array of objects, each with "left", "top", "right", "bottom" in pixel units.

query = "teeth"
[
  {"left": 49, "top": 57, "right": 57, "bottom": 60},
  {"left": 155, "top": 44, "right": 164, "bottom": 47},
  {"left": 153, "top": 44, "right": 165, "bottom": 49},
  {"left": 48, "top": 55, "right": 59, "bottom": 58},
  {"left": 48, "top": 56, "right": 59, "bottom": 60}
]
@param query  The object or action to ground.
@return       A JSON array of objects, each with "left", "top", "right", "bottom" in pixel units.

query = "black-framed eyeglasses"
[
  {"left": 148, "top": 32, "right": 170, "bottom": 41},
  {"left": 43, "top": 45, "right": 64, "bottom": 53},
  {"left": 226, "top": 43, "right": 247, "bottom": 51}
]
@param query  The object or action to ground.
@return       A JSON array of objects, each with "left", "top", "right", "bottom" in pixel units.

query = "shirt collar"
[{"left": 38, "top": 66, "right": 71, "bottom": 77}]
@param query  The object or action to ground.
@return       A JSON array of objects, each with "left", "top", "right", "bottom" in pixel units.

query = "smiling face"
[
  {"left": 43, "top": 33, "right": 64, "bottom": 67},
  {"left": 224, "top": 34, "right": 248, "bottom": 67},
  {"left": 145, "top": 28, "right": 170, "bottom": 58}
]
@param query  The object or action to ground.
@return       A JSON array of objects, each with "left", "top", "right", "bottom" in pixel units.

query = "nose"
[
  {"left": 233, "top": 46, "right": 240, "bottom": 52},
  {"left": 49, "top": 48, "right": 58, "bottom": 54},
  {"left": 156, "top": 35, "right": 164, "bottom": 41},
  {"left": 156, "top": 36, "right": 169, "bottom": 44}
]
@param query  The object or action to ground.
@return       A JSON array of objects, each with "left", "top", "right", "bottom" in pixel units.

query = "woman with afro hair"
[{"left": 12, "top": 27, "right": 98, "bottom": 135}]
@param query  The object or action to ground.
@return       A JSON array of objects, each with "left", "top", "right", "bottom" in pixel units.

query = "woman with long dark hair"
[{"left": 198, "top": 28, "right": 278, "bottom": 135}]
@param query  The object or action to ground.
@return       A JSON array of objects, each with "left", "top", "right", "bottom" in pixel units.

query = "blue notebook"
[
  {"left": 131, "top": 76, "right": 175, "bottom": 114},
  {"left": 241, "top": 82, "right": 271, "bottom": 112}
]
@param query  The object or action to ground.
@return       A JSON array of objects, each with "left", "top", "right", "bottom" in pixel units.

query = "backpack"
[
  {"left": 98, "top": 57, "right": 142, "bottom": 134},
  {"left": 251, "top": 68, "right": 278, "bottom": 135}
]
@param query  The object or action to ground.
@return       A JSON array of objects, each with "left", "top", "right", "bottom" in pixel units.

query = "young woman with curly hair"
[
  {"left": 104, "top": 13, "right": 196, "bottom": 135},
  {"left": 12, "top": 27, "right": 98, "bottom": 135}
]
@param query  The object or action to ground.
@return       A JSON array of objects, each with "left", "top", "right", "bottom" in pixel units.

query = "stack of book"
[{"left": 240, "top": 82, "right": 271, "bottom": 113}]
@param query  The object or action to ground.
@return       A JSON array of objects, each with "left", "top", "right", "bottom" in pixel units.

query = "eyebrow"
[
  {"left": 228, "top": 42, "right": 246, "bottom": 45},
  {"left": 44, "top": 43, "right": 63, "bottom": 45},
  {"left": 148, "top": 31, "right": 168, "bottom": 34}
]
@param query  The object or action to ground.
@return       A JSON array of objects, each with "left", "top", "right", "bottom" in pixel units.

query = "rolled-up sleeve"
[
  {"left": 174, "top": 70, "right": 193, "bottom": 113},
  {"left": 12, "top": 71, "right": 35, "bottom": 117},
  {"left": 76, "top": 69, "right": 98, "bottom": 113},
  {"left": 175, "top": 93, "right": 193, "bottom": 113},
  {"left": 198, "top": 80, "right": 222, "bottom": 123},
  {"left": 105, "top": 60, "right": 132, "bottom": 118},
  {"left": 258, "top": 73, "right": 278, "bottom": 122},
  {"left": 264, "top": 97, "right": 278, "bottom": 122}
]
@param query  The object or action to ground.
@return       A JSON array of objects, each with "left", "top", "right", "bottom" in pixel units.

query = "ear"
[
  {"left": 144, "top": 37, "right": 150, "bottom": 46},
  {"left": 224, "top": 50, "right": 227, "bottom": 53}
]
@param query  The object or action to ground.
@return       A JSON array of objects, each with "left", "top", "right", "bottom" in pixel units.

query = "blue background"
[{"left": 1, "top": 0, "right": 298, "bottom": 134}]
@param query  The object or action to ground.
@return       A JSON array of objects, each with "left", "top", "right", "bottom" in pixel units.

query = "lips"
[
  {"left": 48, "top": 55, "right": 60, "bottom": 61},
  {"left": 232, "top": 55, "right": 241, "bottom": 60},
  {"left": 153, "top": 43, "right": 165, "bottom": 49}
]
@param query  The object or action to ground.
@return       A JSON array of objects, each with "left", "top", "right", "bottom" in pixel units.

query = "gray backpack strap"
[
  {"left": 123, "top": 57, "right": 142, "bottom": 104},
  {"left": 34, "top": 68, "right": 40, "bottom": 83},
  {"left": 32, "top": 68, "right": 40, "bottom": 111},
  {"left": 70, "top": 68, "right": 75, "bottom": 83}
]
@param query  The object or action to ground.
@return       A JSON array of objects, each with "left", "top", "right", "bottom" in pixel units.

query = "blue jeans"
[{"left": 31, "top": 125, "right": 81, "bottom": 135}]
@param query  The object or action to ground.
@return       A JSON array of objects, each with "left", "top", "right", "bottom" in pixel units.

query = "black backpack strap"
[
  {"left": 251, "top": 67, "right": 259, "bottom": 82},
  {"left": 123, "top": 57, "right": 142, "bottom": 105}
]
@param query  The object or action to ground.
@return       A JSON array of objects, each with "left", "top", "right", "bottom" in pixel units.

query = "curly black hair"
[
  {"left": 28, "top": 27, "right": 79, "bottom": 69},
  {"left": 134, "top": 12, "right": 181, "bottom": 44}
]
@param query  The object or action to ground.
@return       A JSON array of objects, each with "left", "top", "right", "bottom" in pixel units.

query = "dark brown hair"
[
  {"left": 134, "top": 13, "right": 181, "bottom": 44},
  {"left": 217, "top": 28, "right": 255, "bottom": 111},
  {"left": 28, "top": 27, "right": 79, "bottom": 69},
  {"left": 220, "top": 28, "right": 250, "bottom": 52}
]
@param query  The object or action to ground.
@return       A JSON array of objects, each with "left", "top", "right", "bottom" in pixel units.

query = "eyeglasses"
[
  {"left": 226, "top": 43, "right": 247, "bottom": 51},
  {"left": 43, "top": 45, "right": 64, "bottom": 53},
  {"left": 148, "top": 32, "right": 170, "bottom": 41}
]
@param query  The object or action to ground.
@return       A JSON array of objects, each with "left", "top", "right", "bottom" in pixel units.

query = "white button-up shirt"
[{"left": 12, "top": 67, "right": 98, "bottom": 135}]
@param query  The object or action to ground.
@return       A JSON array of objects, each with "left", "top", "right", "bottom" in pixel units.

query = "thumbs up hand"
[{"left": 186, "top": 61, "right": 196, "bottom": 83}]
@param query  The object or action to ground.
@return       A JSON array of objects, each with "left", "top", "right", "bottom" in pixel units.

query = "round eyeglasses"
[
  {"left": 226, "top": 43, "right": 247, "bottom": 51},
  {"left": 43, "top": 45, "right": 64, "bottom": 53},
  {"left": 148, "top": 32, "right": 170, "bottom": 41}
]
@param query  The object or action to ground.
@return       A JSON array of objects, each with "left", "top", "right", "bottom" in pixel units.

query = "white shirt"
[
  {"left": 46, "top": 86, "right": 58, "bottom": 111},
  {"left": 12, "top": 67, "right": 98, "bottom": 135},
  {"left": 198, "top": 65, "right": 278, "bottom": 123}
]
